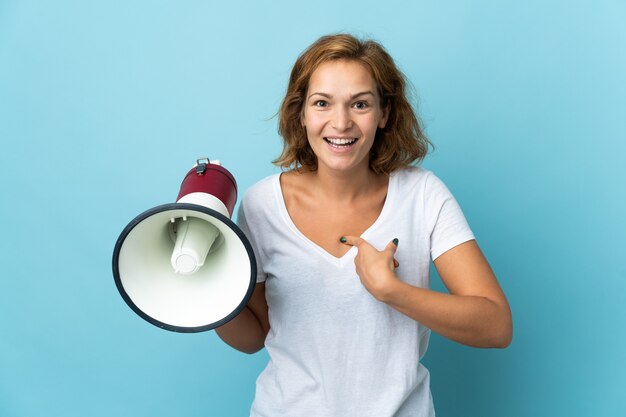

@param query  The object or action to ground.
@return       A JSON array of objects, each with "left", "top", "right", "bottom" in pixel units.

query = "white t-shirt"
[{"left": 237, "top": 167, "right": 475, "bottom": 417}]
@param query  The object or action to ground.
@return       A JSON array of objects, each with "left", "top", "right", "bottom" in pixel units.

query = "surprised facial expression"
[{"left": 302, "top": 59, "right": 389, "bottom": 174}]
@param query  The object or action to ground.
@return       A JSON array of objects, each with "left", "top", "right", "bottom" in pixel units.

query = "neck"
[{"left": 309, "top": 164, "right": 385, "bottom": 202}]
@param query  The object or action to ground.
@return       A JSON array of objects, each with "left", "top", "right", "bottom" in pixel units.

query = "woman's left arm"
[{"left": 342, "top": 237, "right": 513, "bottom": 348}]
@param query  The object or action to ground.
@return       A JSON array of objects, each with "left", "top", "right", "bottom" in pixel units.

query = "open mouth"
[{"left": 324, "top": 137, "right": 358, "bottom": 148}]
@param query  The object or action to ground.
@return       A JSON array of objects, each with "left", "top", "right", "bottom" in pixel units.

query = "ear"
[{"left": 378, "top": 103, "right": 390, "bottom": 129}]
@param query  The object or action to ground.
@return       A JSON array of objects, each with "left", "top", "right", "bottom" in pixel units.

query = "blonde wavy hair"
[{"left": 274, "top": 33, "right": 431, "bottom": 174}]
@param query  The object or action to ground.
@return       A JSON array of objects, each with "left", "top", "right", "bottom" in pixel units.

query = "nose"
[{"left": 331, "top": 106, "right": 352, "bottom": 131}]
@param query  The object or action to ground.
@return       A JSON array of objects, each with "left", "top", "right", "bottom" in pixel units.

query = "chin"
[{"left": 321, "top": 159, "right": 368, "bottom": 173}]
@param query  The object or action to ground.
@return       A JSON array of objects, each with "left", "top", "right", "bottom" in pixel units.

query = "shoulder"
[
  {"left": 237, "top": 174, "right": 280, "bottom": 230},
  {"left": 391, "top": 166, "right": 441, "bottom": 192},
  {"left": 241, "top": 174, "right": 279, "bottom": 206},
  {"left": 391, "top": 166, "right": 459, "bottom": 209},
  {"left": 238, "top": 174, "right": 280, "bottom": 223}
]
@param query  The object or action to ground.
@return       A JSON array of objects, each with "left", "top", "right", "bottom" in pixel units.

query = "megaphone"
[{"left": 112, "top": 158, "right": 256, "bottom": 332}]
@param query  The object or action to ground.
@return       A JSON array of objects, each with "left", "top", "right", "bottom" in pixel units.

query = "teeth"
[{"left": 326, "top": 137, "right": 357, "bottom": 145}]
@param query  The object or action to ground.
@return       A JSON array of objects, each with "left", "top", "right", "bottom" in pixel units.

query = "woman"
[{"left": 216, "top": 33, "right": 512, "bottom": 417}]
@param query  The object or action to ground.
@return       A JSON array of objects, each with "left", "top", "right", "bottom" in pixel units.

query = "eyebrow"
[{"left": 307, "top": 91, "right": 376, "bottom": 100}]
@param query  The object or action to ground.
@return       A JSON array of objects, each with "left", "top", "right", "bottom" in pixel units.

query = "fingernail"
[
  {"left": 392, "top": 238, "right": 399, "bottom": 246},
  {"left": 340, "top": 236, "right": 347, "bottom": 243}
]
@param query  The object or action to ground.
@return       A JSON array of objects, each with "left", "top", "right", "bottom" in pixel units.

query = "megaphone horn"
[{"left": 112, "top": 158, "right": 256, "bottom": 333}]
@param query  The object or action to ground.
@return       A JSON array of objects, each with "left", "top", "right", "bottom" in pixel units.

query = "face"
[{"left": 301, "top": 59, "right": 389, "bottom": 175}]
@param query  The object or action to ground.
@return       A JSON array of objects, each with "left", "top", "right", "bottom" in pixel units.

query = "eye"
[
  {"left": 353, "top": 101, "right": 369, "bottom": 110},
  {"left": 314, "top": 100, "right": 329, "bottom": 108}
]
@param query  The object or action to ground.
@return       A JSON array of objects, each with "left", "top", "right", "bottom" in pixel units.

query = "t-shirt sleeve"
[
  {"left": 426, "top": 173, "right": 475, "bottom": 261},
  {"left": 236, "top": 198, "right": 267, "bottom": 283}
]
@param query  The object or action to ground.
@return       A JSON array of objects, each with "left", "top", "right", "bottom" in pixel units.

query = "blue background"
[{"left": 1, "top": 1, "right": 625, "bottom": 416}]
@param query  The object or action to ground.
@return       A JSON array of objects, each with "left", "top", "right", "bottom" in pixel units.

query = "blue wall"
[{"left": 1, "top": 1, "right": 625, "bottom": 416}]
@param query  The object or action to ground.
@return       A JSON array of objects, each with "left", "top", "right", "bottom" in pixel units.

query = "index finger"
[{"left": 340, "top": 235, "right": 365, "bottom": 247}]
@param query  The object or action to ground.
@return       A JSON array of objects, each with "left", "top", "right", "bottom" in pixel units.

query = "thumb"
[
  {"left": 385, "top": 238, "right": 400, "bottom": 269},
  {"left": 384, "top": 238, "right": 399, "bottom": 254}
]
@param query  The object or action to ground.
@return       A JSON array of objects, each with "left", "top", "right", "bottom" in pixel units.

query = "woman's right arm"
[{"left": 215, "top": 283, "right": 269, "bottom": 354}]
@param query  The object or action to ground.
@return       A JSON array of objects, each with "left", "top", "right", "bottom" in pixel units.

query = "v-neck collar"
[{"left": 273, "top": 171, "right": 396, "bottom": 267}]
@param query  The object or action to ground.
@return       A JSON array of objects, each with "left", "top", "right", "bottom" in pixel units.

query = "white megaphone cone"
[{"left": 112, "top": 158, "right": 256, "bottom": 332}]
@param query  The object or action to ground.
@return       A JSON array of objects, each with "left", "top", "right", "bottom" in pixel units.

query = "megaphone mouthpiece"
[{"left": 171, "top": 217, "right": 219, "bottom": 275}]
